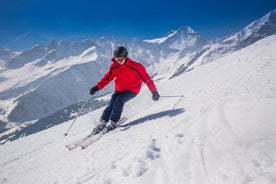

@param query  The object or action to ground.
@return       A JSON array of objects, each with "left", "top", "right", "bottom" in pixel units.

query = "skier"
[{"left": 89, "top": 46, "right": 160, "bottom": 134}]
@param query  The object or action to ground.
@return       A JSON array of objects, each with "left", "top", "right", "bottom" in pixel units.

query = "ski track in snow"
[{"left": 1, "top": 35, "right": 276, "bottom": 184}]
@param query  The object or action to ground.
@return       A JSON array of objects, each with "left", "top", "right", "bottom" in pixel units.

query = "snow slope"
[{"left": 0, "top": 35, "right": 276, "bottom": 184}]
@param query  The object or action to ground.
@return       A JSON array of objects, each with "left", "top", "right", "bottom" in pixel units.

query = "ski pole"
[
  {"left": 64, "top": 95, "right": 93, "bottom": 136},
  {"left": 160, "top": 95, "right": 185, "bottom": 98}
]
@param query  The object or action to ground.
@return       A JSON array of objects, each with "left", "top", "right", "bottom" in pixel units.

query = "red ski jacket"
[{"left": 96, "top": 57, "right": 157, "bottom": 94}]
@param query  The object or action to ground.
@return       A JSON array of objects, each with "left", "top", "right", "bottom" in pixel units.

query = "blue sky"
[{"left": 0, "top": 0, "right": 275, "bottom": 50}]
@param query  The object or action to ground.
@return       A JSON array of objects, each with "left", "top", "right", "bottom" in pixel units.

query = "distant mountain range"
[{"left": 0, "top": 9, "right": 275, "bottom": 141}]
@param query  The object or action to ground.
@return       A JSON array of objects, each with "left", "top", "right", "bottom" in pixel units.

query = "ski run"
[
  {"left": 65, "top": 118, "right": 128, "bottom": 150},
  {"left": 0, "top": 35, "right": 276, "bottom": 184}
]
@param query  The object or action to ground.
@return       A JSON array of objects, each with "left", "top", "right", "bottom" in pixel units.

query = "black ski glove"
[
  {"left": 152, "top": 91, "right": 160, "bottom": 101},
  {"left": 90, "top": 86, "right": 99, "bottom": 95}
]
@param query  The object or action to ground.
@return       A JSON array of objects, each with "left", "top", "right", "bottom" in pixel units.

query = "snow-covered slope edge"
[{"left": 0, "top": 34, "right": 275, "bottom": 184}]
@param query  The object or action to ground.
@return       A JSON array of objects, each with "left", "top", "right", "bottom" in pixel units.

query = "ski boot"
[
  {"left": 91, "top": 119, "right": 107, "bottom": 135},
  {"left": 104, "top": 120, "right": 116, "bottom": 132}
]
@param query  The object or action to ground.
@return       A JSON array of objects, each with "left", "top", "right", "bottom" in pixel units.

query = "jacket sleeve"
[
  {"left": 137, "top": 63, "right": 157, "bottom": 92},
  {"left": 96, "top": 64, "right": 118, "bottom": 90}
]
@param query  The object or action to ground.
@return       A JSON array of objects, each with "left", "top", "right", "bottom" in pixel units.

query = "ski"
[{"left": 65, "top": 117, "right": 128, "bottom": 150}]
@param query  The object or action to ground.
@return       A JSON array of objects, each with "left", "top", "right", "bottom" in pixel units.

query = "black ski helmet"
[{"left": 114, "top": 46, "right": 128, "bottom": 58}]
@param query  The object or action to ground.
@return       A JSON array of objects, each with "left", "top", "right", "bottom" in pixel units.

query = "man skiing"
[{"left": 89, "top": 46, "right": 160, "bottom": 134}]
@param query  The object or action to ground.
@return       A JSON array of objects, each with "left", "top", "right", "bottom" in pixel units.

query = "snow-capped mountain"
[
  {"left": 0, "top": 48, "right": 16, "bottom": 69},
  {"left": 7, "top": 44, "right": 47, "bottom": 69},
  {"left": 170, "top": 9, "right": 276, "bottom": 77},
  {"left": 0, "top": 9, "right": 276, "bottom": 142},
  {"left": 145, "top": 26, "right": 207, "bottom": 55},
  {"left": 223, "top": 9, "right": 276, "bottom": 46},
  {"left": 159, "top": 26, "right": 207, "bottom": 52}
]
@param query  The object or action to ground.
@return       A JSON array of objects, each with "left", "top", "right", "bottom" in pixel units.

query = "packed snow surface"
[{"left": 0, "top": 35, "right": 276, "bottom": 184}]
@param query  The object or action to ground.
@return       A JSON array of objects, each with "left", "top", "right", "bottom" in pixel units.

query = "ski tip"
[{"left": 65, "top": 145, "right": 76, "bottom": 151}]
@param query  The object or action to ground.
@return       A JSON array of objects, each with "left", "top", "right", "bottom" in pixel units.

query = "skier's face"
[{"left": 115, "top": 57, "right": 125, "bottom": 65}]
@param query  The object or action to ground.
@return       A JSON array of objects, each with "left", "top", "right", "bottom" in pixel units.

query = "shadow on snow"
[{"left": 120, "top": 108, "right": 185, "bottom": 130}]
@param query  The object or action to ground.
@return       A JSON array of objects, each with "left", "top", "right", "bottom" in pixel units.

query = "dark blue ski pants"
[{"left": 101, "top": 90, "right": 137, "bottom": 123}]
